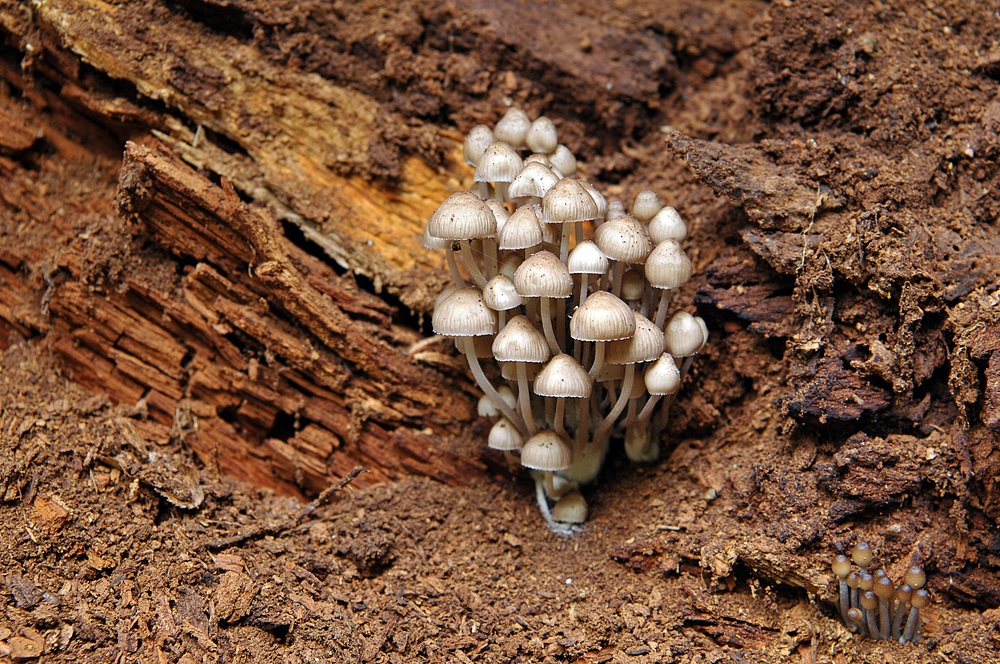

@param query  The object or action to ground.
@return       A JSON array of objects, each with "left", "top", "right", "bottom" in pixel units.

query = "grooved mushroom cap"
[
  {"left": 579, "top": 180, "right": 608, "bottom": 219},
  {"left": 498, "top": 204, "right": 543, "bottom": 251},
  {"left": 520, "top": 430, "right": 573, "bottom": 471},
  {"left": 493, "top": 107, "right": 531, "bottom": 147},
  {"left": 534, "top": 354, "right": 592, "bottom": 398},
  {"left": 632, "top": 189, "right": 662, "bottom": 222},
  {"left": 648, "top": 206, "right": 688, "bottom": 243},
  {"left": 664, "top": 311, "right": 705, "bottom": 357},
  {"left": 482, "top": 274, "right": 524, "bottom": 311},
  {"left": 485, "top": 199, "right": 511, "bottom": 235},
  {"left": 606, "top": 313, "right": 664, "bottom": 364},
  {"left": 570, "top": 291, "right": 636, "bottom": 341},
  {"left": 513, "top": 250, "right": 573, "bottom": 298},
  {"left": 548, "top": 144, "right": 577, "bottom": 177},
  {"left": 433, "top": 288, "right": 497, "bottom": 337},
  {"left": 567, "top": 240, "right": 609, "bottom": 275},
  {"left": 509, "top": 162, "right": 560, "bottom": 200},
  {"left": 492, "top": 315, "right": 550, "bottom": 363},
  {"left": 594, "top": 214, "right": 653, "bottom": 264},
  {"left": 427, "top": 191, "right": 498, "bottom": 240},
  {"left": 474, "top": 141, "right": 523, "bottom": 183},
  {"left": 526, "top": 116, "right": 559, "bottom": 154},
  {"left": 463, "top": 124, "right": 495, "bottom": 167},
  {"left": 524, "top": 153, "right": 552, "bottom": 168},
  {"left": 488, "top": 418, "right": 524, "bottom": 451},
  {"left": 423, "top": 224, "right": 449, "bottom": 250},
  {"left": 644, "top": 240, "right": 692, "bottom": 290},
  {"left": 551, "top": 490, "right": 588, "bottom": 524},
  {"left": 499, "top": 252, "right": 523, "bottom": 279},
  {"left": 542, "top": 178, "right": 600, "bottom": 224},
  {"left": 644, "top": 353, "right": 681, "bottom": 395}
]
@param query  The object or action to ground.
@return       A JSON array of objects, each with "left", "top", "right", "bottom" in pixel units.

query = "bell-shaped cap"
[
  {"left": 579, "top": 180, "right": 608, "bottom": 219},
  {"left": 513, "top": 250, "right": 573, "bottom": 298},
  {"left": 498, "top": 204, "right": 543, "bottom": 251},
  {"left": 534, "top": 354, "right": 591, "bottom": 398},
  {"left": 551, "top": 490, "right": 587, "bottom": 524},
  {"left": 648, "top": 206, "right": 688, "bottom": 243},
  {"left": 509, "top": 162, "right": 560, "bottom": 200},
  {"left": 493, "top": 107, "right": 531, "bottom": 148},
  {"left": 526, "top": 116, "right": 558, "bottom": 154},
  {"left": 474, "top": 141, "right": 523, "bottom": 183},
  {"left": 620, "top": 269, "right": 646, "bottom": 301},
  {"left": 570, "top": 291, "right": 636, "bottom": 341},
  {"left": 463, "top": 124, "right": 495, "bottom": 167},
  {"left": 492, "top": 315, "right": 550, "bottom": 363},
  {"left": 664, "top": 311, "right": 705, "bottom": 357},
  {"left": 488, "top": 418, "right": 524, "bottom": 451},
  {"left": 594, "top": 214, "right": 652, "bottom": 264},
  {"left": 482, "top": 274, "right": 524, "bottom": 311},
  {"left": 606, "top": 313, "right": 664, "bottom": 364},
  {"left": 631, "top": 189, "right": 662, "bottom": 223},
  {"left": 520, "top": 430, "right": 572, "bottom": 471},
  {"left": 644, "top": 240, "right": 692, "bottom": 290},
  {"left": 567, "top": 240, "right": 608, "bottom": 275},
  {"left": 542, "top": 178, "right": 600, "bottom": 224},
  {"left": 432, "top": 288, "right": 497, "bottom": 337},
  {"left": 548, "top": 144, "right": 577, "bottom": 177},
  {"left": 644, "top": 353, "right": 681, "bottom": 395},
  {"left": 427, "top": 191, "right": 497, "bottom": 240}
]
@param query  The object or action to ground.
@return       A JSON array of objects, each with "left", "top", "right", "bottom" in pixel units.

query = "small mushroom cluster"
[
  {"left": 832, "top": 542, "right": 929, "bottom": 643},
  {"left": 426, "top": 108, "right": 706, "bottom": 532}
]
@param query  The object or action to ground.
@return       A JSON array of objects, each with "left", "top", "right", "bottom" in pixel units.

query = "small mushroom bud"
[
  {"left": 901, "top": 588, "right": 929, "bottom": 644},
  {"left": 551, "top": 490, "right": 587, "bottom": 524},
  {"left": 488, "top": 417, "right": 524, "bottom": 451},
  {"left": 493, "top": 107, "right": 531, "bottom": 148},
  {"left": 526, "top": 116, "right": 558, "bottom": 154},
  {"left": 846, "top": 570, "right": 861, "bottom": 609},
  {"left": 464, "top": 124, "right": 495, "bottom": 167},
  {"left": 903, "top": 565, "right": 926, "bottom": 590},
  {"left": 664, "top": 311, "right": 705, "bottom": 358},
  {"left": 648, "top": 206, "right": 688, "bottom": 243},
  {"left": 861, "top": 591, "right": 880, "bottom": 638},
  {"left": 891, "top": 584, "right": 913, "bottom": 639},
  {"left": 874, "top": 574, "right": 895, "bottom": 640},
  {"left": 548, "top": 144, "right": 577, "bottom": 177},
  {"left": 832, "top": 555, "right": 851, "bottom": 621},
  {"left": 631, "top": 189, "right": 662, "bottom": 223}
]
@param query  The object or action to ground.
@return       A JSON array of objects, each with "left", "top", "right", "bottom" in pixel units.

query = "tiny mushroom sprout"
[
  {"left": 830, "top": 541, "right": 929, "bottom": 643},
  {"left": 423, "top": 107, "right": 707, "bottom": 531}
]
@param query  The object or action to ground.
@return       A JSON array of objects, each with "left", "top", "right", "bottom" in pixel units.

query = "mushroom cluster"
[
  {"left": 831, "top": 542, "right": 929, "bottom": 643},
  {"left": 427, "top": 108, "right": 706, "bottom": 532}
]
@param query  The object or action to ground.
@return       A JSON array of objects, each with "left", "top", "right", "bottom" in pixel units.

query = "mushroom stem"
[
  {"left": 484, "top": 237, "right": 499, "bottom": 279},
  {"left": 540, "top": 297, "right": 561, "bottom": 355},
  {"left": 559, "top": 222, "right": 572, "bottom": 264},
  {"left": 460, "top": 240, "right": 488, "bottom": 288},
  {"left": 879, "top": 598, "right": 890, "bottom": 640},
  {"left": 901, "top": 607, "right": 919, "bottom": 644},
  {"left": 516, "top": 362, "right": 537, "bottom": 435},
  {"left": 554, "top": 397, "right": 566, "bottom": 435},
  {"left": 653, "top": 288, "right": 671, "bottom": 328},
  {"left": 610, "top": 261, "right": 624, "bottom": 298},
  {"left": 592, "top": 364, "right": 635, "bottom": 446},
  {"left": 588, "top": 341, "right": 606, "bottom": 378},
  {"left": 446, "top": 248, "right": 466, "bottom": 288},
  {"left": 461, "top": 337, "right": 526, "bottom": 434},
  {"left": 839, "top": 580, "right": 850, "bottom": 624}
]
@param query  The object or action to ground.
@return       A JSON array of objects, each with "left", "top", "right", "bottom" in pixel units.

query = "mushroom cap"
[
  {"left": 632, "top": 189, "right": 662, "bottom": 223},
  {"left": 644, "top": 353, "right": 681, "bottom": 395},
  {"left": 484, "top": 199, "right": 511, "bottom": 235},
  {"left": 620, "top": 269, "right": 646, "bottom": 301},
  {"left": 606, "top": 200, "right": 627, "bottom": 220},
  {"left": 644, "top": 240, "right": 692, "bottom": 290},
  {"left": 851, "top": 541, "right": 874, "bottom": 568},
  {"left": 492, "top": 315, "right": 550, "bottom": 363},
  {"left": 579, "top": 180, "right": 608, "bottom": 220},
  {"left": 664, "top": 311, "right": 705, "bottom": 357},
  {"left": 860, "top": 590, "right": 878, "bottom": 611},
  {"left": 499, "top": 252, "right": 523, "bottom": 279},
  {"left": 524, "top": 153, "right": 552, "bottom": 168},
  {"left": 606, "top": 313, "right": 664, "bottom": 364},
  {"left": 551, "top": 490, "right": 588, "bottom": 524},
  {"left": 520, "top": 430, "right": 573, "bottom": 471},
  {"left": 509, "top": 162, "right": 560, "bottom": 200},
  {"left": 648, "top": 205, "right": 688, "bottom": 243},
  {"left": 427, "top": 191, "right": 498, "bottom": 240},
  {"left": 526, "top": 116, "right": 559, "bottom": 154},
  {"left": 874, "top": 574, "right": 896, "bottom": 599},
  {"left": 542, "top": 178, "right": 600, "bottom": 224},
  {"left": 482, "top": 274, "right": 524, "bottom": 311},
  {"left": 910, "top": 588, "right": 930, "bottom": 609},
  {"left": 493, "top": 107, "right": 531, "bottom": 148},
  {"left": 500, "top": 361, "right": 542, "bottom": 381},
  {"left": 423, "top": 224, "right": 449, "bottom": 250},
  {"left": 497, "top": 204, "right": 543, "bottom": 251},
  {"left": 463, "top": 124, "right": 495, "bottom": 167},
  {"left": 534, "top": 353, "right": 592, "bottom": 398},
  {"left": 570, "top": 291, "right": 636, "bottom": 341},
  {"left": 831, "top": 554, "right": 851, "bottom": 578},
  {"left": 567, "top": 240, "right": 609, "bottom": 275},
  {"left": 548, "top": 144, "right": 577, "bottom": 177},
  {"left": 594, "top": 214, "right": 652, "bottom": 264},
  {"left": 432, "top": 287, "right": 497, "bottom": 337},
  {"left": 463, "top": 334, "right": 496, "bottom": 359},
  {"left": 474, "top": 141, "right": 523, "bottom": 184},
  {"left": 513, "top": 250, "right": 573, "bottom": 298},
  {"left": 903, "top": 566, "right": 926, "bottom": 590},
  {"left": 488, "top": 418, "right": 524, "bottom": 451}
]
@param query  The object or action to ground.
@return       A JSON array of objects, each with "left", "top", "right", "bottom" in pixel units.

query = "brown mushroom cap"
[{"left": 851, "top": 542, "right": 874, "bottom": 568}]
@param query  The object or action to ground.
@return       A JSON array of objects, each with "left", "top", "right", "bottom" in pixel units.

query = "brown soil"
[{"left": 2, "top": 0, "right": 999, "bottom": 662}]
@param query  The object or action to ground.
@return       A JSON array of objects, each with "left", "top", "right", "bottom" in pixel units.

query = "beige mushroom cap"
[{"left": 520, "top": 430, "right": 573, "bottom": 471}]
